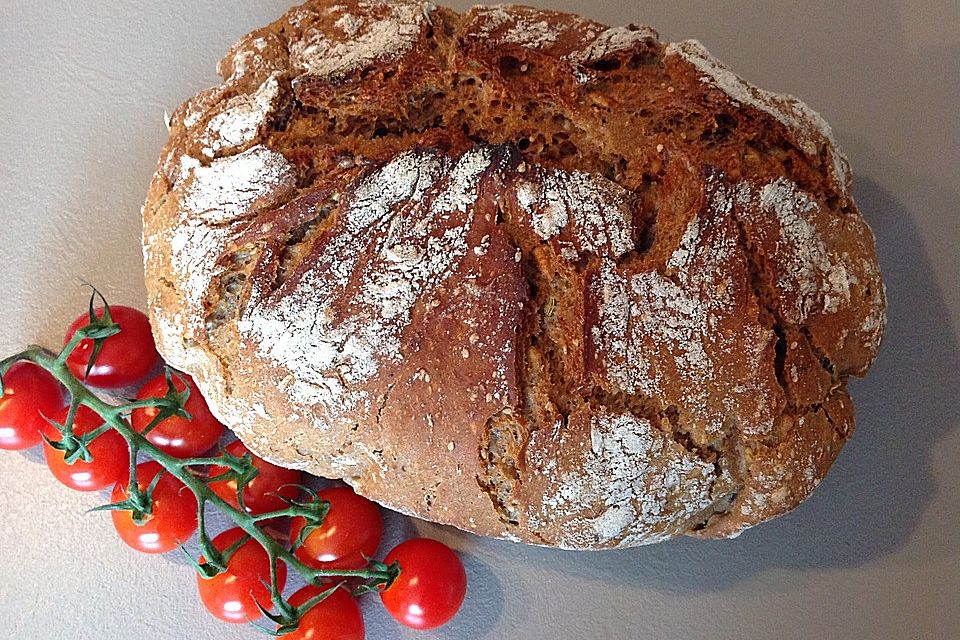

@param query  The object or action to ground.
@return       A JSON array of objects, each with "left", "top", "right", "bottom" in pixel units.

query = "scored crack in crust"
[{"left": 142, "top": 0, "right": 886, "bottom": 549}]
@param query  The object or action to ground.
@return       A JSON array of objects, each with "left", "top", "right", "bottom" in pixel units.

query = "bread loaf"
[{"left": 142, "top": 0, "right": 886, "bottom": 548}]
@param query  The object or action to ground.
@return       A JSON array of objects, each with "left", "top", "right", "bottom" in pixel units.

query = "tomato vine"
[{"left": 0, "top": 292, "right": 403, "bottom": 635}]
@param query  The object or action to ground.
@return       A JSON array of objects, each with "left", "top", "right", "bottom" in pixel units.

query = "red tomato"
[
  {"left": 283, "top": 585, "right": 365, "bottom": 640},
  {"left": 289, "top": 487, "right": 382, "bottom": 571},
  {"left": 64, "top": 305, "right": 160, "bottom": 389},
  {"left": 0, "top": 362, "right": 66, "bottom": 450},
  {"left": 111, "top": 460, "right": 197, "bottom": 554},
  {"left": 208, "top": 440, "right": 302, "bottom": 516},
  {"left": 197, "top": 527, "right": 287, "bottom": 624},
  {"left": 380, "top": 538, "right": 467, "bottom": 630},
  {"left": 42, "top": 405, "right": 129, "bottom": 491},
  {"left": 131, "top": 372, "right": 225, "bottom": 458}
]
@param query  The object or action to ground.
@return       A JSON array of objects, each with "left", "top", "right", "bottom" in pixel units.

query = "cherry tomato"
[
  {"left": 0, "top": 362, "right": 66, "bottom": 450},
  {"left": 111, "top": 460, "right": 197, "bottom": 554},
  {"left": 197, "top": 527, "right": 287, "bottom": 624},
  {"left": 64, "top": 305, "right": 160, "bottom": 388},
  {"left": 380, "top": 538, "right": 467, "bottom": 630},
  {"left": 283, "top": 585, "right": 365, "bottom": 640},
  {"left": 42, "top": 405, "right": 129, "bottom": 491},
  {"left": 289, "top": 486, "right": 382, "bottom": 571},
  {"left": 208, "top": 440, "right": 302, "bottom": 516},
  {"left": 131, "top": 372, "right": 225, "bottom": 458}
]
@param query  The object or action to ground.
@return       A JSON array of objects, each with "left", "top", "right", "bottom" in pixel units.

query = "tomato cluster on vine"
[{"left": 0, "top": 299, "right": 467, "bottom": 636}]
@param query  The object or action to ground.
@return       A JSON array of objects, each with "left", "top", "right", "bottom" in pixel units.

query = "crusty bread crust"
[{"left": 142, "top": 1, "right": 885, "bottom": 548}]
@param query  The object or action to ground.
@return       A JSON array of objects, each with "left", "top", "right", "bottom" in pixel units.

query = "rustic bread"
[{"left": 142, "top": 0, "right": 886, "bottom": 548}]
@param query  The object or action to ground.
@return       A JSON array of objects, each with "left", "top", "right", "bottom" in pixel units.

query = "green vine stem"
[{"left": 1, "top": 342, "right": 399, "bottom": 633}]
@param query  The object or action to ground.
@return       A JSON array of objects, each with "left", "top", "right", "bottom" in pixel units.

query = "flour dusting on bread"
[
  {"left": 167, "top": 146, "right": 295, "bottom": 314},
  {"left": 239, "top": 147, "right": 496, "bottom": 412},
  {"left": 289, "top": 0, "right": 433, "bottom": 80},
  {"left": 197, "top": 74, "right": 284, "bottom": 159},
  {"left": 666, "top": 40, "right": 851, "bottom": 195},
  {"left": 530, "top": 410, "right": 716, "bottom": 548},
  {"left": 515, "top": 168, "right": 634, "bottom": 257},
  {"left": 758, "top": 177, "right": 852, "bottom": 320},
  {"left": 179, "top": 146, "right": 296, "bottom": 224}
]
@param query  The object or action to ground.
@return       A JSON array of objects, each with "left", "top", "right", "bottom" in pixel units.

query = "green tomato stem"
[{"left": 7, "top": 347, "right": 396, "bottom": 590}]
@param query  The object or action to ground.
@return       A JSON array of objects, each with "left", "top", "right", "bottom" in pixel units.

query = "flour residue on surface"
[
  {"left": 170, "top": 146, "right": 294, "bottom": 316},
  {"left": 666, "top": 40, "right": 851, "bottom": 194},
  {"left": 238, "top": 147, "right": 494, "bottom": 413},
  {"left": 179, "top": 145, "right": 296, "bottom": 225},
  {"left": 568, "top": 26, "right": 658, "bottom": 64},
  {"left": 589, "top": 176, "right": 776, "bottom": 438},
  {"left": 198, "top": 74, "right": 284, "bottom": 159},
  {"left": 759, "top": 177, "right": 854, "bottom": 321},
  {"left": 515, "top": 167, "right": 635, "bottom": 259},
  {"left": 290, "top": 1, "right": 434, "bottom": 80},
  {"left": 736, "top": 176, "right": 857, "bottom": 325},
  {"left": 529, "top": 410, "right": 715, "bottom": 548},
  {"left": 469, "top": 4, "right": 656, "bottom": 66}
]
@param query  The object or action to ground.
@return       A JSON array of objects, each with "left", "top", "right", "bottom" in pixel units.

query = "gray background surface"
[{"left": 1, "top": 1, "right": 958, "bottom": 639}]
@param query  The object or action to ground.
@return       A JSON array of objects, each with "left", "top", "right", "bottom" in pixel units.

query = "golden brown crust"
[{"left": 142, "top": 0, "right": 886, "bottom": 548}]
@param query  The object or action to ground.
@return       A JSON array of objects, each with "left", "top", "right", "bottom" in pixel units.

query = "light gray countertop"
[{"left": 1, "top": 2, "right": 958, "bottom": 639}]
